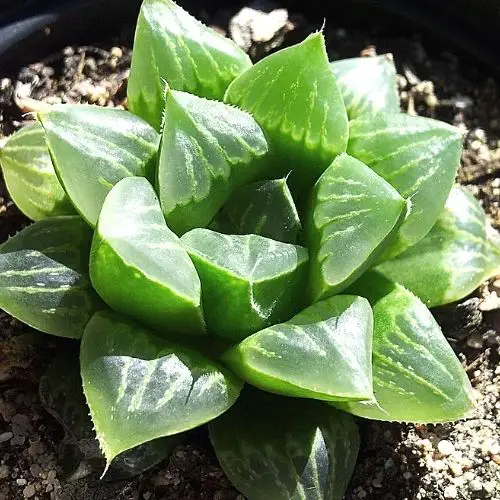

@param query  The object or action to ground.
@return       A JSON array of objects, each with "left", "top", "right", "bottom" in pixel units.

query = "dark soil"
[{"left": 0, "top": 3, "right": 499, "bottom": 500}]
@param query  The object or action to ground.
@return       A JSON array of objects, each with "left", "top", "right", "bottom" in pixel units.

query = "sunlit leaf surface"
[
  {"left": 0, "top": 217, "right": 102, "bottom": 338},
  {"left": 223, "top": 295, "right": 373, "bottom": 402},
  {"left": 337, "top": 272, "right": 475, "bottom": 422},
  {"left": 128, "top": 0, "right": 251, "bottom": 129},
  {"left": 331, "top": 54, "right": 400, "bottom": 118},
  {"left": 90, "top": 177, "right": 205, "bottom": 336},
  {"left": 0, "top": 122, "right": 75, "bottom": 220},
  {"left": 377, "top": 186, "right": 500, "bottom": 307},
  {"left": 307, "top": 153, "right": 407, "bottom": 301},
  {"left": 158, "top": 89, "right": 269, "bottom": 235},
  {"left": 81, "top": 310, "right": 243, "bottom": 466},
  {"left": 181, "top": 228, "right": 308, "bottom": 341},
  {"left": 225, "top": 33, "right": 348, "bottom": 188},
  {"left": 39, "top": 105, "right": 159, "bottom": 227},
  {"left": 348, "top": 113, "right": 463, "bottom": 258}
]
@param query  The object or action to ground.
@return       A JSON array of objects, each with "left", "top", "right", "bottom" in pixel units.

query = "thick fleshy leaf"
[
  {"left": 40, "top": 345, "right": 179, "bottom": 481},
  {"left": 38, "top": 105, "right": 159, "bottom": 226},
  {"left": 158, "top": 89, "right": 269, "bottom": 235},
  {"left": 81, "top": 310, "right": 243, "bottom": 466},
  {"left": 181, "top": 229, "right": 308, "bottom": 341},
  {"left": 210, "top": 391, "right": 359, "bottom": 500},
  {"left": 377, "top": 186, "right": 500, "bottom": 307},
  {"left": 307, "top": 153, "right": 408, "bottom": 302},
  {"left": 90, "top": 177, "right": 205, "bottom": 336},
  {"left": 210, "top": 178, "right": 301, "bottom": 243},
  {"left": 337, "top": 272, "right": 475, "bottom": 422},
  {"left": 0, "top": 122, "right": 75, "bottom": 220},
  {"left": 225, "top": 32, "right": 348, "bottom": 187},
  {"left": 128, "top": 0, "right": 252, "bottom": 129},
  {"left": 331, "top": 54, "right": 400, "bottom": 118},
  {"left": 0, "top": 217, "right": 102, "bottom": 339},
  {"left": 222, "top": 295, "right": 373, "bottom": 401},
  {"left": 347, "top": 113, "right": 463, "bottom": 258}
]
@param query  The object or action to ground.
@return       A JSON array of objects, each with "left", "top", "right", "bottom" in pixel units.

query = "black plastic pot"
[{"left": 0, "top": 0, "right": 499, "bottom": 74}]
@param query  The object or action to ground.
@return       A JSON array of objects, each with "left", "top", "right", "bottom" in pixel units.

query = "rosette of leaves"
[{"left": 0, "top": 0, "right": 499, "bottom": 497}]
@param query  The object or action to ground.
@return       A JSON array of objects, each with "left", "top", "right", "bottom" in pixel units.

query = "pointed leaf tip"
[
  {"left": 39, "top": 104, "right": 159, "bottom": 227},
  {"left": 338, "top": 272, "right": 475, "bottom": 423},
  {"left": 158, "top": 90, "right": 269, "bottom": 235},
  {"left": 377, "top": 186, "right": 499, "bottom": 307},
  {"left": 210, "top": 392, "right": 359, "bottom": 500},
  {"left": 307, "top": 153, "right": 408, "bottom": 301},
  {"left": 128, "top": 0, "right": 251, "bottom": 129},
  {"left": 210, "top": 178, "right": 302, "bottom": 243},
  {"left": 182, "top": 229, "right": 309, "bottom": 341},
  {"left": 81, "top": 310, "right": 242, "bottom": 465},
  {"left": 222, "top": 294, "right": 374, "bottom": 402},
  {"left": 90, "top": 177, "right": 206, "bottom": 336},
  {"left": 225, "top": 33, "right": 348, "bottom": 190}
]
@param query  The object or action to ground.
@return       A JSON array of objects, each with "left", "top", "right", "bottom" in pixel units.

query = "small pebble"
[
  {"left": 438, "top": 440, "right": 456, "bottom": 456},
  {"left": 419, "top": 439, "right": 433, "bottom": 452},
  {"left": 483, "top": 439, "right": 500, "bottom": 456},
  {"left": 469, "top": 478, "right": 483, "bottom": 492},
  {"left": 110, "top": 46, "right": 123, "bottom": 59},
  {"left": 449, "top": 462, "right": 463, "bottom": 477},
  {"left": 11, "top": 434, "right": 26, "bottom": 446},
  {"left": 30, "top": 464, "right": 42, "bottom": 478},
  {"left": 0, "top": 78, "right": 11, "bottom": 90},
  {"left": 22, "top": 484, "right": 36, "bottom": 498},
  {"left": 483, "top": 481, "right": 495, "bottom": 494},
  {"left": 0, "top": 465, "right": 9, "bottom": 479},
  {"left": 384, "top": 458, "right": 395, "bottom": 469},
  {"left": 16, "top": 478, "right": 27, "bottom": 486},
  {"left": 0, "top": 431, "right": 13, "bottom": 443},
  {"left": 403, "top": 471, "right": 412, "bottom": 480},
  {"left": 432, "top": 459, "right": 447, "bottom": 471},
  {"left": 444, "top": 485, "right": 458, "bottom": 499},
  {"left": 466, "top": 333, "right": 484, "bottom": 349}
]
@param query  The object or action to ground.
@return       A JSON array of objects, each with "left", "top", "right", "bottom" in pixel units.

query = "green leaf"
[
  {"left": 90, "top": 177, "right": 205, "bottom": 336},
  {"left": 38, "top": 105, "right": 159, "bottom": 227},
  {"left": 157, "top": 88, "right": 269, "bottom": 235},
  {"left": 331, "top": 54, "right": 400, "bottom": 119},
  {"left": 181, "top": 229, "right": 308, "bottom": 341},
  {"left": 307, "top": 153, "right": 408, "bottom": 302},
  {"left": 128, "top": 0, "right": 252, "bottom": 130},
  {"left": 0, "top": 122, "right": 75, "bottom": 220},
  {"left": 210, "top": 391, "right": 359, "bottom": 500},
  {"left": 347, "top": 113, "right": 463, "bottom": 258},
  {"left": 337, "top": 272, "right": 475, "bottom": 422},
  {"left": 377, "top": 186, "right": 500, "bottom": 307},
  {"left": 222, "top": 295, "right": 373, "bottom": 402},
  {"left": 224, "top": 32, "right": 348, "bottom": 187},
  {"left": 210, "top": 178, "right": 301, "bottom": 243},
  {"left": 40, "top": 344, "right": 180, "bottom": 481},
  {"left": 0, "top": 217, "right": 102, "bottom": 339},
  {"left": 81, "top": 310, "right": 243, "bottom": 467}
]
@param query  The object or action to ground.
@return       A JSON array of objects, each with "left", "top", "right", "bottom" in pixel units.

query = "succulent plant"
[{"left": 1, "top": 0, "right": 499, "bottom": 497}]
